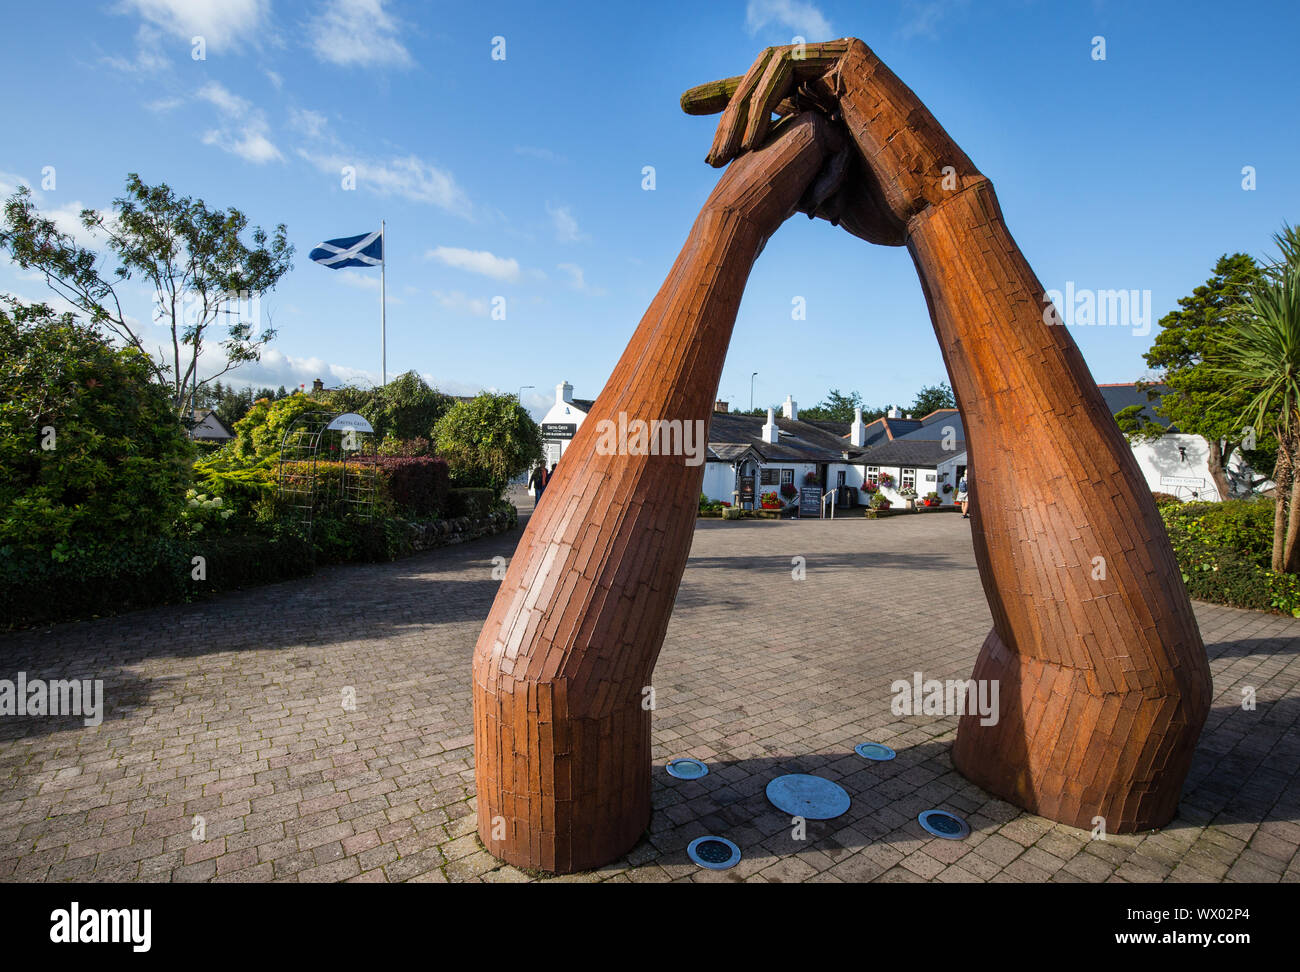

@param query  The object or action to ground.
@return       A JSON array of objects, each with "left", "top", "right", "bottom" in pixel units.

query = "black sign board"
[
  {"left": 740, "top": 476, "right": 755, "bottom": 502},
  {"left": 541, "top": 423, "right": 577, "bottom": 440},
  {"left": 798, "top": 486, "right": 822, "bottom": 518}
]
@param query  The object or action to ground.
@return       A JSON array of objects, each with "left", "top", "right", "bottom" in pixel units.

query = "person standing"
[
  {"left": 957, "top": 472, "right": 970, "bottom": 518},
  {"left": 528, "top": 461, "right": 548, "bottom": 505}
]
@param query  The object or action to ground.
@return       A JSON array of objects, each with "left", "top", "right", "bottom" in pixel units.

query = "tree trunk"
[
  {"left": 1207, "top": 438, "right": 1233, "bottom": 500},
  {"left": 1282, "top": 430, "right": 1300, "bottom": 574},
  {"left": 1272, "top": 431, "right": 1293, "bottom": 573}
]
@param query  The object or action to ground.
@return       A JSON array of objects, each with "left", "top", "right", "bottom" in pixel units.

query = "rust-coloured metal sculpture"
[{"left": 473, "top": 39, "right": 1211, "bottom": 872}]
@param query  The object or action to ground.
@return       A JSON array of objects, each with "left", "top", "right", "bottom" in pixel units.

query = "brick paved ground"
[{"left": 2, "top": 496, "right": 1298, "bottom": 883}]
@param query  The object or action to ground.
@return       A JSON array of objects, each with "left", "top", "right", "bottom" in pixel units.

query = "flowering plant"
[
  {"left": 760, "top": 491, "right": 783, "bottom": 509},
  {"left": 877, "top": 472, "right": 895, "bottom": 488},
  {"left": 780, "top": 483, "right": 798, "bottom": 499}
]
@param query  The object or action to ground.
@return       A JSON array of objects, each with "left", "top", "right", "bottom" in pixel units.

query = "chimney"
[
  {"left": 557, "top": 380, "right": 573, "bottom": 405},
  {"left": 312, "top": 378, "right": 324, "bottom": 395},
  {"left": 887, "top": 406, "right": 903, "bottom": 419},
  {"left": 850, "top": 406, "right": 867, "bottom": 447},
  {"left": 762, "top": 407, "right": 780, "bottom": 444},
  {"left": 782, "top": 395, "right": 798, "bottom": 421},
  {"left": 714, "top": 400, "right": 728, "bottom": 413}
]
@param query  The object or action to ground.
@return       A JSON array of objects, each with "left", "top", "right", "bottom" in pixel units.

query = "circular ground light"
[
  {"left": 854, "top": 742, "right": 896, "bottom": 761},
  {"left": 765, "top": 774, "right": 851, "bottom": 820},
  {"left": 687, "top": 836, "right": 741, "bottom": 870},
  {"left": 666, "top": 758, "right": 709, "bottom": 780},
  {"left": 918, "top": 809, "right": 971, "bottom": 840}
]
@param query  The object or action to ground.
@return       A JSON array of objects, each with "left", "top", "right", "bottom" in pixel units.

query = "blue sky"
[{"left": 2, "top": 0, "right": 1297, "bottom": 418}]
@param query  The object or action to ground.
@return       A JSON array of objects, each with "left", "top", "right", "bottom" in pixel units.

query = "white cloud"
[
  {"left": 898, "top": 0, "right": 967, "bottom": 39},
  {"left": 289, "top": 108, "right": 329, "bottom": 139},
  {"left": 145, "top": 96, "right": 184, "bottom": 112},
  {"left": 102, "top": 25, "right": 172, "bottom": 74},
  {"left": 557, "top": 262, "right": 605, "bottom": 296},
  {"left": 265, "top": 70, "right": 283, "bottom": 90},
  {"left": 307, "top": 0, "right": 413, "bottom": 68},
  {"left": 427, "top": 246, "right": 520, "bottom": 282},
  {"left": 299, "top": 150, "right": 470, "bottom": 215},
  {"left": 547, "top": 203, "right": 586, "bottom": 243},
  {"left": 431, "top": 290, "right": 490, "bottom": 317},
  {"left": 0, "top": 171, "right": 104, "bottom": 249},
  {"left": 334, "top": 269, "right": 401, "bottom": 302},
  {"left": 745, "top": 0, "right": 834, "bottom": 40},
  {"left": 196, "top": 82, "right": 283, "bottom": 164},
  {"left": 119, "top": 0, "right": 271, "bottom": 50},
  {"left": 197, "top": 81, "right": 250, "bottom": 116}
]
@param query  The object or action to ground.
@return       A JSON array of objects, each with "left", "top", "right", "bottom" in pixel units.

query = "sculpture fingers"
[{"left": 706, "top": 47, "right": 776, "bottom": 166}]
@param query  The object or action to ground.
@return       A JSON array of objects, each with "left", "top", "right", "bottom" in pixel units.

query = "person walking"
[
  {"left": 957, "top": 472, "right": 970, "bottom": 518},
  {"left": 529, "top": 461, "right": 549, "bottom": 506}
]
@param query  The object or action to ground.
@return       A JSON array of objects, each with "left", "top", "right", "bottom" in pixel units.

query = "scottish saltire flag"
[{"left": 309, "top": 230, "right": 383, "bottom": 269}]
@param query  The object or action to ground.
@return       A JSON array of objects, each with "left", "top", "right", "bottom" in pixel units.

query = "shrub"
[
  {"left": 869, "top": 492, "right": 892, "bottom": 509},
  {"left": 760, "top": 491, "right": 783, "bottom": 509},
  {"left": 0, "top": 300, "right": 193, "bottom": 557},
  {"left": 434, "top": 393, "right": 542, "bottom": 498},
  {"left": 1151, "top": 492, "right": 1181, "bottom": 506},
  {"left": 231, "top": 391, "right": 321, "bottom": 461},
  {"left": 374, "top": 455, "right": 449, "bottom": 517},
  {"left": 448, "top": 487, "right": 495, "bottom": 519}
]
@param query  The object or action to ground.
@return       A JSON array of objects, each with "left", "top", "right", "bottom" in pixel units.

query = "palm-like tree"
[{"left": 1211, "top": 224, "right": 1300, "bottom": 572}]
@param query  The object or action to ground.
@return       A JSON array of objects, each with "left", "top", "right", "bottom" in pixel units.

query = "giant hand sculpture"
[
  {"left": 685, "top": 40, "right": 1210, "bottom": 835},
  {"left": 474, "top": 40, "right": 1211, "bottom": 873}
]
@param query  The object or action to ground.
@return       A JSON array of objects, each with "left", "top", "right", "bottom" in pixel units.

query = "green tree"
[
  {"left": 0, "top": 297, "right": 193, "bottom": 555},
  {"left": 0, "top": 174, "right": 294, "bottom": 418},
  {"left": 911, "top": 382, "right": 955, "bottom": 416},
  {"left": 231, "top": 392, "right": 321, "bottom": 461},
  {"left": 1208, "top": 226, "right": 1300, "bottom": 572},
  {"left": 322, "top": 371, "right": 454, "bottom": 442},
  {"left": 799, "top": 389, "right": 888, "bottom": 423},
  {"left": 1120, "top": 254, "right": 1273, "bottom": 499},
  {"left": 433, "top": 393, "right": 542, "bottom": 497}
]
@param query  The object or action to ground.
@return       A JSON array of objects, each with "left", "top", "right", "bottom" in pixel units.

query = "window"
[
  {"left": 866, "top": 466, "right": 879, "bottom": 486},
  {"left": 836, "top": 470, "right": 846, "bottom": 487},
  {"left": 780, "top": 468, "right": 794, "bottom": 485},
  {"left": 902, "top": 468, "right": 917, "bottom": 491},
  {"left": 760, "top": 468, "right": 780, "bottom": 486}
]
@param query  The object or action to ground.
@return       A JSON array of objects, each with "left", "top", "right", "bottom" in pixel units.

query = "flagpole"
[{"left": 380, "top": 219, "right": 386, "bottom": 386}]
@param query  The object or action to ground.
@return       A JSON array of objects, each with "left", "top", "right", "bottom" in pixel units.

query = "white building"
[
  {"left": 1100, "top": 384, "right": 1260, "bottom": 501},
  {"left": 537, "top": 381, "right": 596, "bottom": 468}
]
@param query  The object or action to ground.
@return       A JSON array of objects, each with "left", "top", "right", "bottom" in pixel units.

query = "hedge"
[
  {"left": 448, "top": 487, "right": 494, "bottom": 519},
  {"left": 0, "top": 532, "right": 314, "bottom": 629},
  {"left": 374, "top": 455, "right": 449, "bottom": 517},
  {"left": 1160, "top": 499, "right": 1300, "bottom": 617}
]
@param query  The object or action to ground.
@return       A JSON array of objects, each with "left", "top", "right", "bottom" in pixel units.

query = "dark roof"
[
  {"left": 801, "top": 419, "right": 851, "bottom": 437},
  {"left": 571, "top": 398, "right": 596, "bottom": 412},
  {"left": 706, "top": 412, "right": 857, "bottom": 463},
  {"left": 856, "top": 438, "right": 966, "bottom": 468},
  {"left": 1098, "top": 383, "right": 1173, "bottom": 430},
  {"left": 897, "top": 410, "right": 965, "bottom": 442}
]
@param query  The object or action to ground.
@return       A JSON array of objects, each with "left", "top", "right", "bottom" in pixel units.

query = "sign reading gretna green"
[
  {"left": 541, "top": 423, "right": 577, "bottom": 440},
  {"left": 799, "top": 486, "right": 822, "bottom": 517}
]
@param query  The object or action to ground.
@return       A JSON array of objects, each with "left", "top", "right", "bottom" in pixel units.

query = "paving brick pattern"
[{"left": 2, "top": 496, "right": 1298, "bottom": 883}]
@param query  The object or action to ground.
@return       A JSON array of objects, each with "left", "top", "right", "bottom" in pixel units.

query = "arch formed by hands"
[{"left": 472, "top": 40, "right": 1210, "bottom": 874}]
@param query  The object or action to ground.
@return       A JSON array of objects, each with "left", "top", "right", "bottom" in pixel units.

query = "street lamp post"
[
  {"left": 750, "top": 372, "right": 758, "bottom": 412},
  {"left": 518, "top": 384, "right": 535, "bottom": 403}
]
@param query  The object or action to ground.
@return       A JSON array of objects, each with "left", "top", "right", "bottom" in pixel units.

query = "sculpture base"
[
  {"left": 952, "top": 628, "right": 1204, "bottom": 834},
  {"left": 475, "top": 696, "right": 652, "bottom": 873}
]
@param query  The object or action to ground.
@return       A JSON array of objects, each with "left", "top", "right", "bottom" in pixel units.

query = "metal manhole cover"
[
  {"left": 765, "top": 774, "right": 850, "bottom": 819},
  {"left": 687, "top": 836, "right": 741, "bottom": 870},
  {"left": 666, "top": 758, "right": 709, "bottom": 780},
  {"left": 918, "top": 809, "right": 970, "bottom": 839},
  {"left": 854, "top": 742, "right": 896, "bottom": 761}
]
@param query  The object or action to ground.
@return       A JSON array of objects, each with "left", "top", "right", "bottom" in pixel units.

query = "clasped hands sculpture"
[{"left": 473, "top": 39, "right": 1211, "bottom": 873}]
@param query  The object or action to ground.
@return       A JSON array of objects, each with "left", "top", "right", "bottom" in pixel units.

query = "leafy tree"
[
  {"left": 0, "top": 174, "right": 294, "bottom": 418},
  {"left": 799, "top": 389, "right": 889, "bottom": 423},
  {"left": 1208, "top": 227, "right": 1300, "bottom": 572},
  {"left": 1120, "top": 253, "right": 1274, "bottom": 499},
  {"left": 231, "top": 392, "right": 321, "bottom": 461},
  {"left": 0, "top": 297, "right": 193, "bottom": 556},
  {"left": 433, "top": 393, "right": 542, "bottom": 497},
  {"left": 911, "top": 382, "right": 955, "bottom": 416},
  {"left": 322, "top": 371, "right": 453, "bottom": 442}
]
